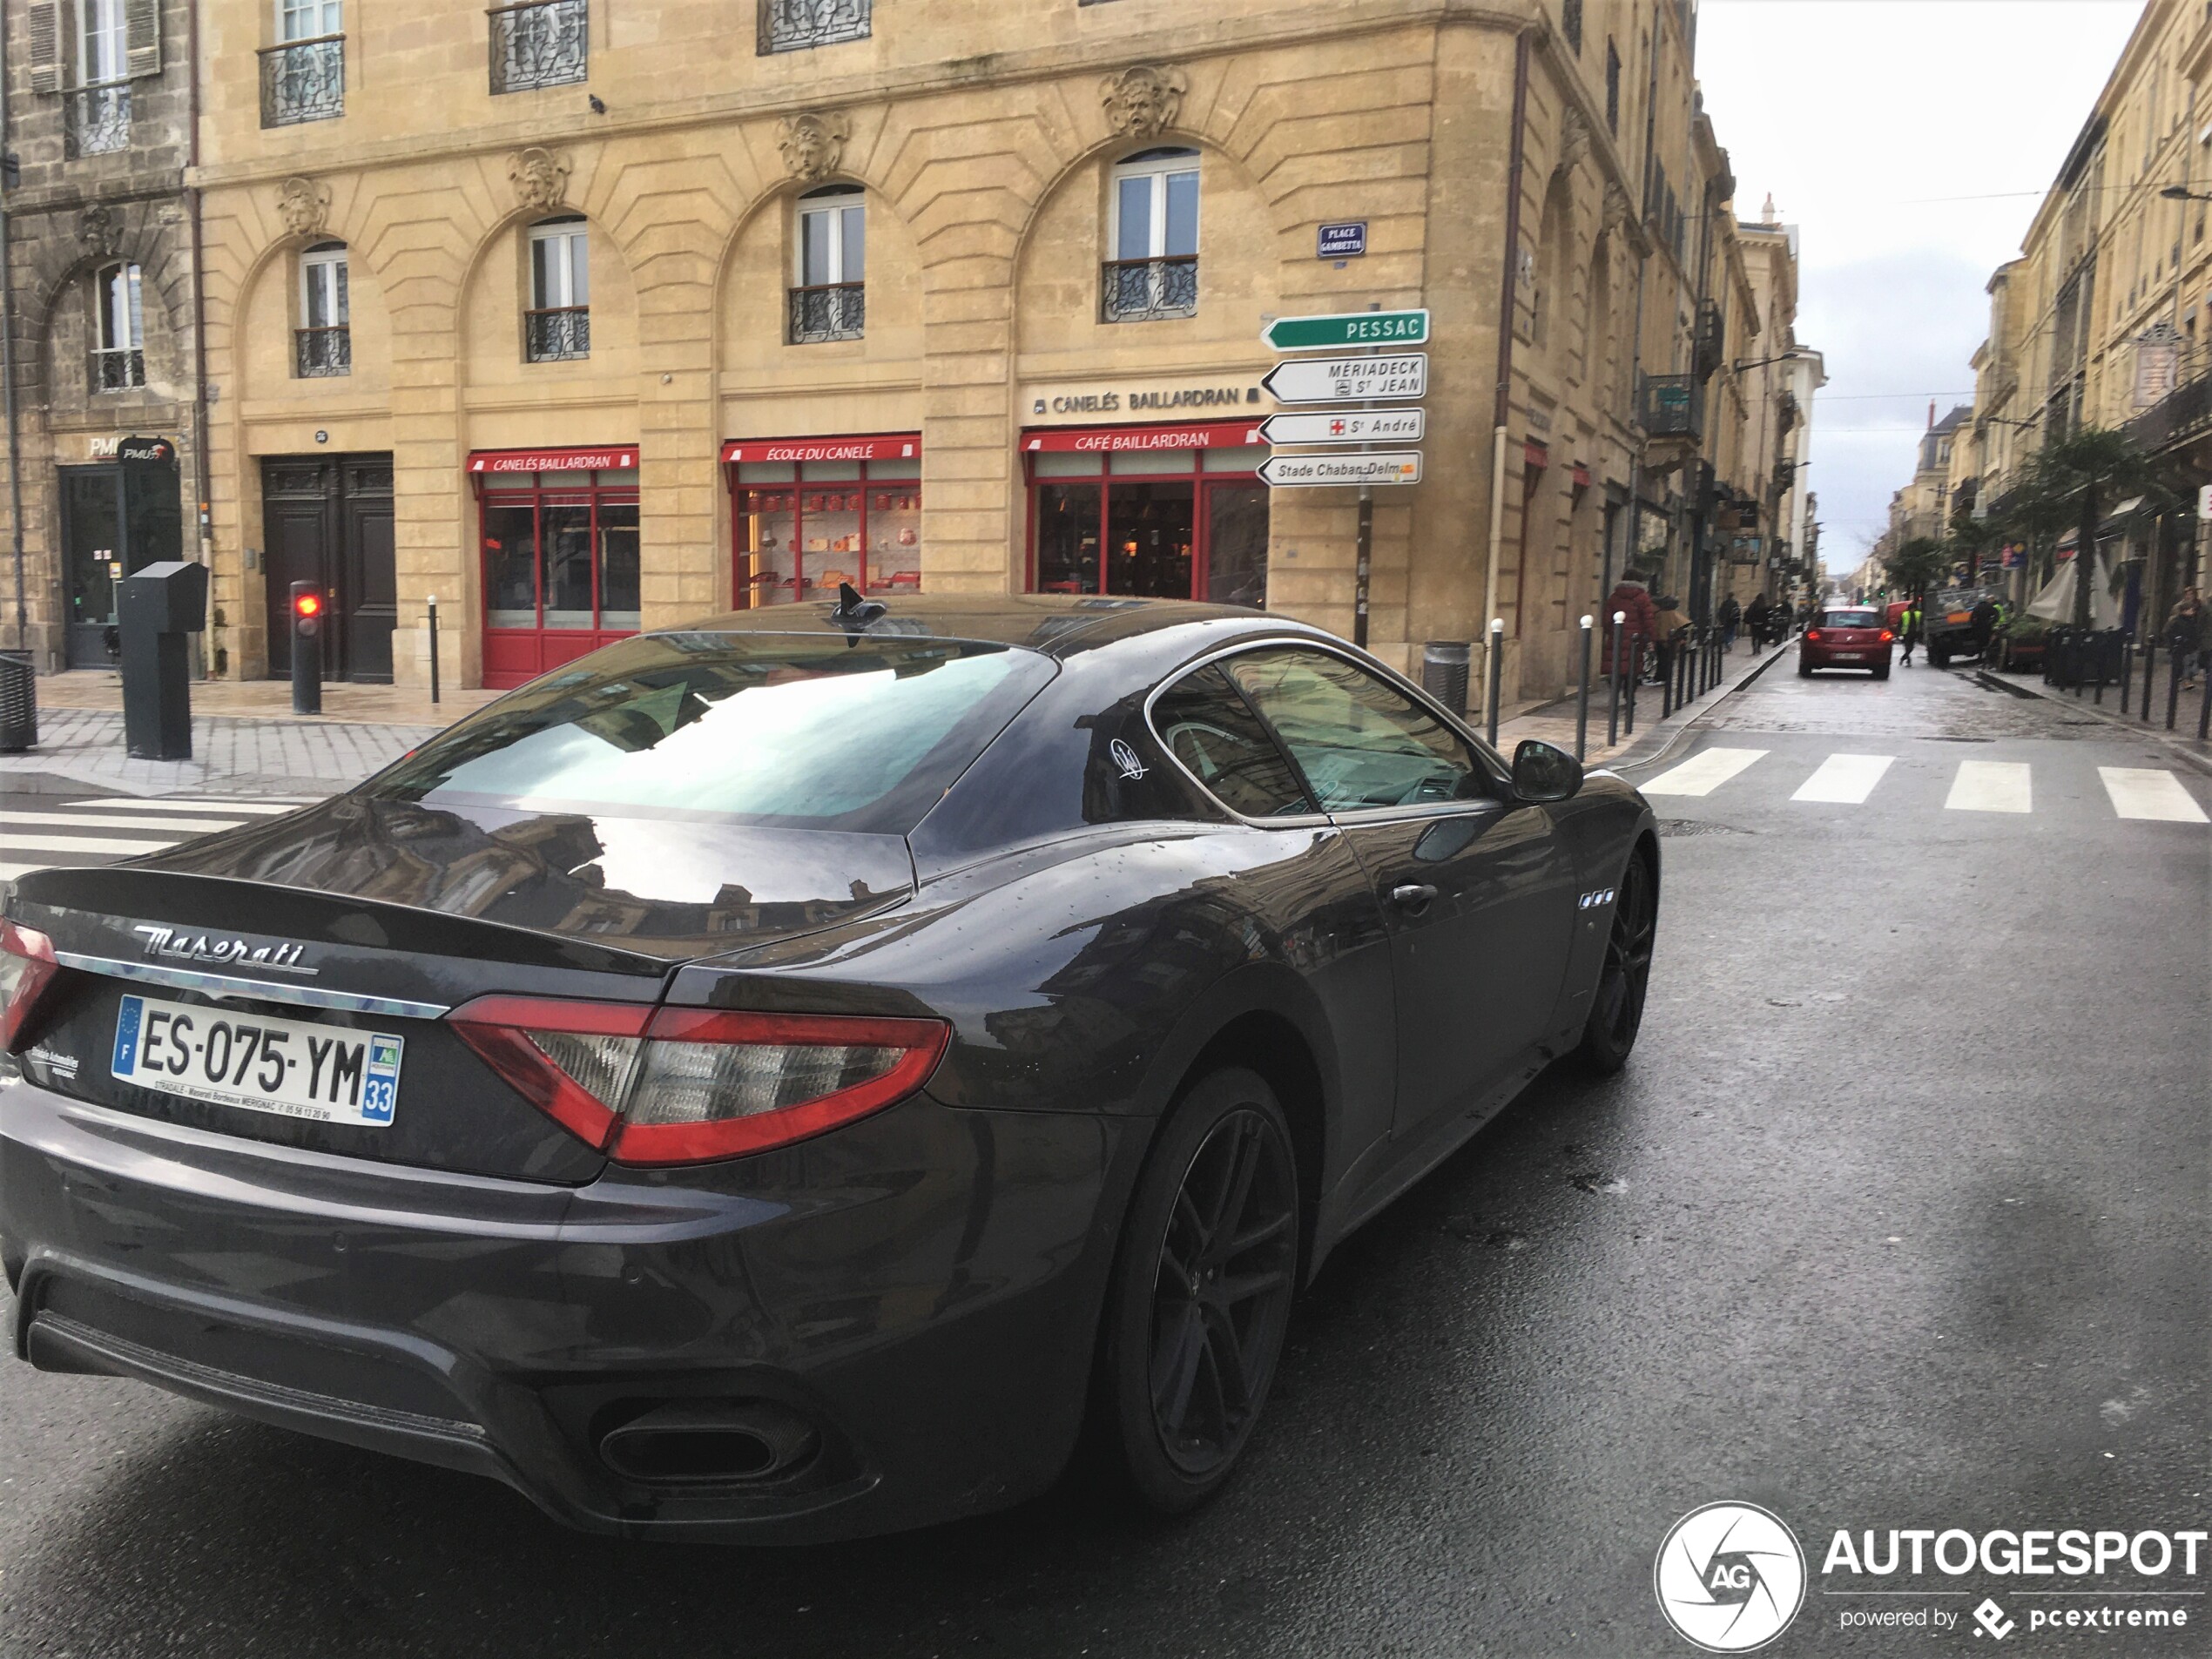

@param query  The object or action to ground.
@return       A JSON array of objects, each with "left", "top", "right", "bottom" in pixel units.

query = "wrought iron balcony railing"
[
  {"left": 2126, "top": 367, "right": 2212, "bottom": 455},
  {"left": 759, "top": 0, "right": 871, "bottom": 54},
  {"left": 260, "top": 36, "right": 346, "bottom": 127},
  {"left": 90, "top": 347, "right": 145, "bottom": 393},
  {"left": 295, "top": 326, "right": 352, "bottom": 379},
  {"left": 525, "top": 306, "right": 591, "bottom": 361},
  {"left": 1101, "top": 257, "right": 1199, "bottom": 323},
  {"left": 1637, "top": 372, "right": 1705, "bottom": 441},
  {"left": 489, "top": 0, "right": 589, "bottom": 94},
  {"left": 787, "top": 283, "right": 865, "bottom": 343},
  {"left": 64, "top": 82, "right": 132, "bottom": 158}
]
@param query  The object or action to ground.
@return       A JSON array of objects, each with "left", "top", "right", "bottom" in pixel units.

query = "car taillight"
[
  {"left": 0, "top": 920, "right": 60, "bottom": 1054},
  {"left": 448, "top": 995, "right": 949, "bottom": 1165},
  {"left": 1804, "top": 629, "right": 1822, "bottom": 643},
  {"left": 1879, "top": 630, "right": 1895, "bottom": 643}
]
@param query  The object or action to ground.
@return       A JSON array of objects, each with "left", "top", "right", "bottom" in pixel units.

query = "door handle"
[{"left": 1390, "top": 883, "right": 1439, "bottom": 908}]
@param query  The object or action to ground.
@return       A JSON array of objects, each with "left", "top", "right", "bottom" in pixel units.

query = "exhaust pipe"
[{"left": 598, "top": 1400, "right": 819, "bottom": 1486}]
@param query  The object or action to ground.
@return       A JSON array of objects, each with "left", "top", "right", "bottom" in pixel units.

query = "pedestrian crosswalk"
[
  {"left": 1640, "top": 745, "right": 2209, "bottom": 824},
  {"left": 0, "top": 794, "right": 322, "bottom": 883}
]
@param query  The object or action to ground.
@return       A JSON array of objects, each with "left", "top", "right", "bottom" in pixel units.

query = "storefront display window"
[
  {"left": 1023, "top": 422, "right": 1269, "bottom": 604},
  {"left": 470, "top": 447, "right": 640, "bottom": 687},
  {"left": 724, "top": 435, "right": 922, "bottom": 605}
]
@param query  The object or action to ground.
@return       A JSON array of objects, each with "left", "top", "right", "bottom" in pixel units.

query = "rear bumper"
[
  {"left": 0, "top": 1079, "right": 1142, "bottom": 1542},
  {"left": 1803, "top": 647, "right": 1892, "bottom": 670}
]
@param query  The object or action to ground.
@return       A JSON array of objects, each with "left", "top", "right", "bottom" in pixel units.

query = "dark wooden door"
[{"left": 260, "top": 454, "right": 395, "bottom": 682}]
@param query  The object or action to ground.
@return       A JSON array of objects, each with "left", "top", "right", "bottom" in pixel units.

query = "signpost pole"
[
  {"left": 1354, "top": 489, "right": 1372, "bottom": 649},
  {"left": 1485, "top": 617, "right": 1505, "bottom": 748}
]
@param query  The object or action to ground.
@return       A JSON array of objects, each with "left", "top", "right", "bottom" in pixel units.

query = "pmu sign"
[
  {"left": 1261, "top": 309, "right": 1429, "bottom": 352},
  {"left": 1261, "top": 354, "right": 1426, "bottom": 404}
]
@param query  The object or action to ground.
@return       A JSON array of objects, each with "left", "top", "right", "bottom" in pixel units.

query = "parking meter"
[
  {"left": 118, "top": 560, "right": 208, "bottom": 761},
  {"left": 291, "top": 581, "right": 323, "bottom": 715}
]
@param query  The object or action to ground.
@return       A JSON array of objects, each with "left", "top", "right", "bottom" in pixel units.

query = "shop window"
[
  {"left": 1103, "top": 148, "right": 1199, "bottom": 323},
  {"left": 1027, "top": 434, "right": 1267, "bottom": 604},
  {"left": 790, "top": 186, "right": 865, "bottom": 344},
  {"left": 297, "top": 241, "right": 350, "bottom": 378},
  {"left": 90, "top": 260, "right": 144, "bottom": 392},
  {"left": 730, "top": 440, "right": 920, "bottom": 605},
  {"left": 479, "top": 465, "right": 639, "bottom": 687},
  {"left": 527, "top": 218, "right": 590, "bottom": 361},
  {"left": 66, "top": 0, "right": 131, "bottom": 158}
]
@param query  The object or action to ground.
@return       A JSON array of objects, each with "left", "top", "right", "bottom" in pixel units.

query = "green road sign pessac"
[{"left": 1262, "top": 309, "right": 1430, "bottom": 352}]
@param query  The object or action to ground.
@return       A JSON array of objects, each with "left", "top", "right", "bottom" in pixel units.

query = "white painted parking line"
[
  {"left": 1640, "top": 747, "right": 1770, "bottom": 797},
  {"left": 1944, "top": 761, "right": 2032, "bottom": 814},
  {"left": 0, "top": 833, "right": 182, "bottom": 856},
  {"left": 1791, "top": 753, "right": 1896, "bottom": 805},
  {"left": 2098, "top": 767, "right": 2209, "bottom": 823},
  {"left": 64, "top": 797, "right": 304, "bottom": 815},
  {"left": 0, "top": 810, "right": 245, "bottom": 834}
]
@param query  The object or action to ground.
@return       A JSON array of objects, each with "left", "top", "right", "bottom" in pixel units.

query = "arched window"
[
  {"left": 526, "top": 216, "right": 589, "bottom": 361},
  {"left": 1104, "top": 147, "right": 1198, "bottom": 322},
  {"left": 790, "top": 184, "right": 865, "bottom": 343},
  {"left": 1583, "top": 233, "right": 1613, "bottom": 392},
  {"left": 90, "top": 260, "right": 144, "bottom": 392},
  {"left": 1532, "top": 172, "right": 1571, "bottom": 354},
  {"left": 297, "top": 240, "right": 350, "bottom": 377}
]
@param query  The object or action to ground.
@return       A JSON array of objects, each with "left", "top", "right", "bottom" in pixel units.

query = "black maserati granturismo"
[{"left": 0, "top": 594, "right": 1658, "bottom": 1541}]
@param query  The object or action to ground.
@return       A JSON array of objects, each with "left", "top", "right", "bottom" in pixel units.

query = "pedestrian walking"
[
  {"left": 1602, "top": 567, "right": 1658, "bottom": 679},
  {"left": 1970, "top": 594, "right": 1999, "bottom": 661},
  {"left": 1744, "top": 592, "right": 1772, "bottom": 648},
  {"left": 1899, "top": 598, "right": 1923, "bottom": 666},
  {"left": 1650, "top": 594, "right": 1688, "bottom": 685},
  {"left": 2168, "top": 587, "right": 2209, "bottom": 691},
  {"left": 1716, "top": 594, "right": 1741, "bottom": 651}
]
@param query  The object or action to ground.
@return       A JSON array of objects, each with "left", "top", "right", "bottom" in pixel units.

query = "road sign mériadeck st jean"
[
  {"left": 1260, "top": 354, "right": 1426, "bottom": 405},
  {"left": 1261, "top": 309, "right": 1429, "bottom": 352},
  {"left": 1259, "top": 408, "right": 1426, "bottom": 446},
  {"left": 1258, "top": 451, "right": 1422, "bottom": 489}
]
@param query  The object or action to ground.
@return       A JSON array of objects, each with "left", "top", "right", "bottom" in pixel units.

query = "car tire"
[
  {"left": 1094, "top": 1067, "right": 1300, "bottom": 1514},
  {"left": 1575, "top": 850, "right": 1656, "bottom": 1076},
  {"left": 1797, "top": 660, "right": 1813, "bottom": 678},
  {"left": 1874, "top": 665, "right": 1891, "bottom": 680},
  {"left": 1931, "top": 644, "right": 1949, "bottom": 668}
]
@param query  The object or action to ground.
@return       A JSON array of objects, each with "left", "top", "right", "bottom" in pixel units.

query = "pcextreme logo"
[{"left": 1655, "top": 1502, "right": 1809, "bottom": 1652}]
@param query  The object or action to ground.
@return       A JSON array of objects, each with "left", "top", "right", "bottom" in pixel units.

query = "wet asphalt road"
[{"left": 1, "top": 651, "right": 2207, "bottom": 1658}]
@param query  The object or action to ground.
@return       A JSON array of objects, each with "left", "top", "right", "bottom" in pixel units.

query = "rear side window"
[
  {"left": 1821, "top": 610, "right": 1881, "bottom": 630},
  {"left": 367, "top": 633, "right": 1055, "bottom": 833},
  {"left": 1222, "top": 646, "right": 1482, "bottom": 813},
  {"left": 1150, "top": 664, "right": 1312, "bottom": 818}
]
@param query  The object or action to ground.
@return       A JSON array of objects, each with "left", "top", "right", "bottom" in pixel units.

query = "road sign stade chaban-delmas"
[
  {"left": 1261, "top": 354, "right": 1426, "bottom": 405},
  {"left": 1258, "top": 451, "right": 1423, "bottom": 488},
  {"left": 1259, "top": 409, "right": 1426, "bottom": 446},
  {"left": 1261, "top": 309, "right": 1429, "bottom": 352}
]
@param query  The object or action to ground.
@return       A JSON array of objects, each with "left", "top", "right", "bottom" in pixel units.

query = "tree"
[
  {"left": 2011, "top": 428, "right": 2164, "bottom": 627},
  {"left": 1882, "top": 535, "right": 1949, "bottom": 598}
]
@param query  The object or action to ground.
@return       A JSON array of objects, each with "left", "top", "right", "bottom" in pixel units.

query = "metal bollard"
[
  {"left": 427, "top": 594, "right": 442, "bottom": 705},
  {"left": 2120, "top": 638, "right": 2132, "bottom": 715},
  {"left": 1607, "top": 610, "right": 1625, "bottom": 746},
  {"left": 1575, "top": 615, "right": 1594, "bottom": 763},
  {"left": 290, "top": 581, "right": 323, "bottom": 717},
  {"left": 2141, "top": 636, "right": 2156, "bottom": 723},
  {"left": 2168, "top": 648, "right": 2184, "bottom": 731},
  {"left": 1624, "top": 639, "right": 1642, "bottom": 736},
  {"left": 2200, "top": 666, "right": 2211, "bottom": 741},
  {"left": 2093, "top": 637, "right": 2106, "bottom": 705},
  {"left": 1660, "top": 643, "right": 1674, "bottom": 718},
  {"left": 1485, "top": 617, "right": 1505, "bottom": 750}
]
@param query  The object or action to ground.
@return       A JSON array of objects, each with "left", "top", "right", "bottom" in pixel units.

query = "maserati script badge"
[{"left": 133, "top": 925, "right": 318, "bottom": 978}]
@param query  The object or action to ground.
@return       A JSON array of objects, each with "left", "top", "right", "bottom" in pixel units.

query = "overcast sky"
[{"left": 1696, "top": 0, "right": 2145, "bottom": 562}]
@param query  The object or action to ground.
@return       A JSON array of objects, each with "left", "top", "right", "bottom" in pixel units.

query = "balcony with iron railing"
[
  {"left": 489, "top": 0, "right": 589, "bottom": 94},
  {"left": 787, "top": 283, "right": 865, "bottom": 343},
  {"left": 1101, "top": 257, "right": 1198, "bottom": 324},
  {"left": 90, "top": 347, "right": 145, "bottom": 393},
  {"left": 1692, "top": 298, "right": 1724, "bottom": 382},
  {"left": 759, "top": 0, "right": 871, "bottom": 54},
  {"left": 64, "top": 81, "right": 131, "bottom": 158},
  {"left": 295, "top": 326, "right": 352, "bottom": 379},
  {"left": 260, "top": 35, "right": 346, "bottom": 127},
  {"left": 1637, "top": 372, "right": 1705, "bottom": 441},
  {"left": 524, "top": 306, "right": 590, "bottom": 361},
  {"left": 2126, "top": 365, "right": 2212, "bottom": 455}
]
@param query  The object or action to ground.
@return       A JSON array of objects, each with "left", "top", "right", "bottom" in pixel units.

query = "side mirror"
[{"left": 1512, "top": 738, "right": 1582, "bottom": 804}]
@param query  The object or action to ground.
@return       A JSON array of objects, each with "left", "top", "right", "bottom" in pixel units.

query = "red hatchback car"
[{"left": 1799, "top": 606, "right": 1895, "bottom": 678}]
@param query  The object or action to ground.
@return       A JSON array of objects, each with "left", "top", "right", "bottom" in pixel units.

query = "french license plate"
[
  {"left": 111, "top": 994, "right": 403, "bottom": 1129},
  {"left": 1835, "top": 651, "right": 1864, "bottom": 661}
]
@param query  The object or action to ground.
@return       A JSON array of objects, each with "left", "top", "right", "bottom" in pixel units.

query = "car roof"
[{"left": 644, "top": 593, "right": 1320, "bottom": 661}]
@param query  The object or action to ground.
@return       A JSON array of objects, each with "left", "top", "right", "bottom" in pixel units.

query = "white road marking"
[
  {"left": 0, "top": 810, "right": 245, "bottom": 833},
  {"left": 0, "top": 833, "right": 183, "bottom": 856},
  {"left": 1944, "top": 760, "right": 2032, "bottom": 814},
  {"left": 1640, "top": 747, "right": 1770, "bottom": 797},
  {"left": 2098, "top": 767, "right": 2209, "bottom": 823},
  {"left": 62, "top": 797, "right": 305, "bottom": 815},
  {"left": 1791, "top": 753, "right": 1896, "bottom": 805}
]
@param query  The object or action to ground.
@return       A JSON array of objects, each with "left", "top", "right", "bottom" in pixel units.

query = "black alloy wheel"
[
  {"left": 1097, "top": 1068, "right": 1299, "bottom": 1511},
  {"left": 1577, "top": 851, "right": 1656, "bottom": 1074}
]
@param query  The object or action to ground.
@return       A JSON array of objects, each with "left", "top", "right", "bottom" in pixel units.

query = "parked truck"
[{"left": 1923, "top": 584, "right": 2004, "bottom": 667}]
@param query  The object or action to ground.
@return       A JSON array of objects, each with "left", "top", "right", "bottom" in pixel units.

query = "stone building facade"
[
  {"left": 1, "top": 0, "right": 1807, "bottom": 708},
  {"left": 0, "top": 0, "right": 199, "bottom": 671}
]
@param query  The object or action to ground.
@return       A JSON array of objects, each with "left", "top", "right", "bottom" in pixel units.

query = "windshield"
[
  {"left": 1821, "top": 610, "right": 1882, "bottom": 630},
  {"left": 367, "top": 632, "right": 1055, "bottom": 833}
]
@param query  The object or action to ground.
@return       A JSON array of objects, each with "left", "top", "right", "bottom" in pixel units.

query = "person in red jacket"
[{"left": 1602, "top": 568, "right": 1658, "bottom": 678}]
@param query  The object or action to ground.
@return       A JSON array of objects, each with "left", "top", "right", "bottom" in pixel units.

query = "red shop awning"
[
  {"left": 468, "top": 445, "right": 637, "bottom": 474},
  {"left": 1023, "top": 420, "right": 1265, "bottom": 455},
  {"left": 720, "top": 433, "right": 921, "bottom": 465}
]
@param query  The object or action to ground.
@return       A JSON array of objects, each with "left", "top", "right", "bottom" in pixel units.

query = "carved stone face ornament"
[
  {"left": 1102, "top": 64, "right": 1188, "bottom": 141},
  {"left": 275, "top": 177, "right": 330, "bottom": 241},
  {"left": 508, "top": 146, "right": 572, "bottom": 214},
  {"left": 79, "top": 202, "right": 123, "bottom": 260},
  {"left": 777, "top": 113, "right": 850, "bottom": 185}
]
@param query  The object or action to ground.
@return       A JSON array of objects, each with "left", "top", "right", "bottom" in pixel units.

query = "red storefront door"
[{"left": 472, "top": 446, "right": 640, "bottom": 689}]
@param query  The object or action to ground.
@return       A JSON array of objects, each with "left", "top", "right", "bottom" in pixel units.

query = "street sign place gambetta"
[
  {"left": 1258, "top": 451, "right": 1423, "bottom": 488},
  {"left": 1260, "top": 354, "right": 1426, "bottom": 404},
  {"left": 1259, "top": 408, "right": 1426, "bottom": 445},
  {"left": 1261, "top": 309, "right": 1429, "bottom": 351}
]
